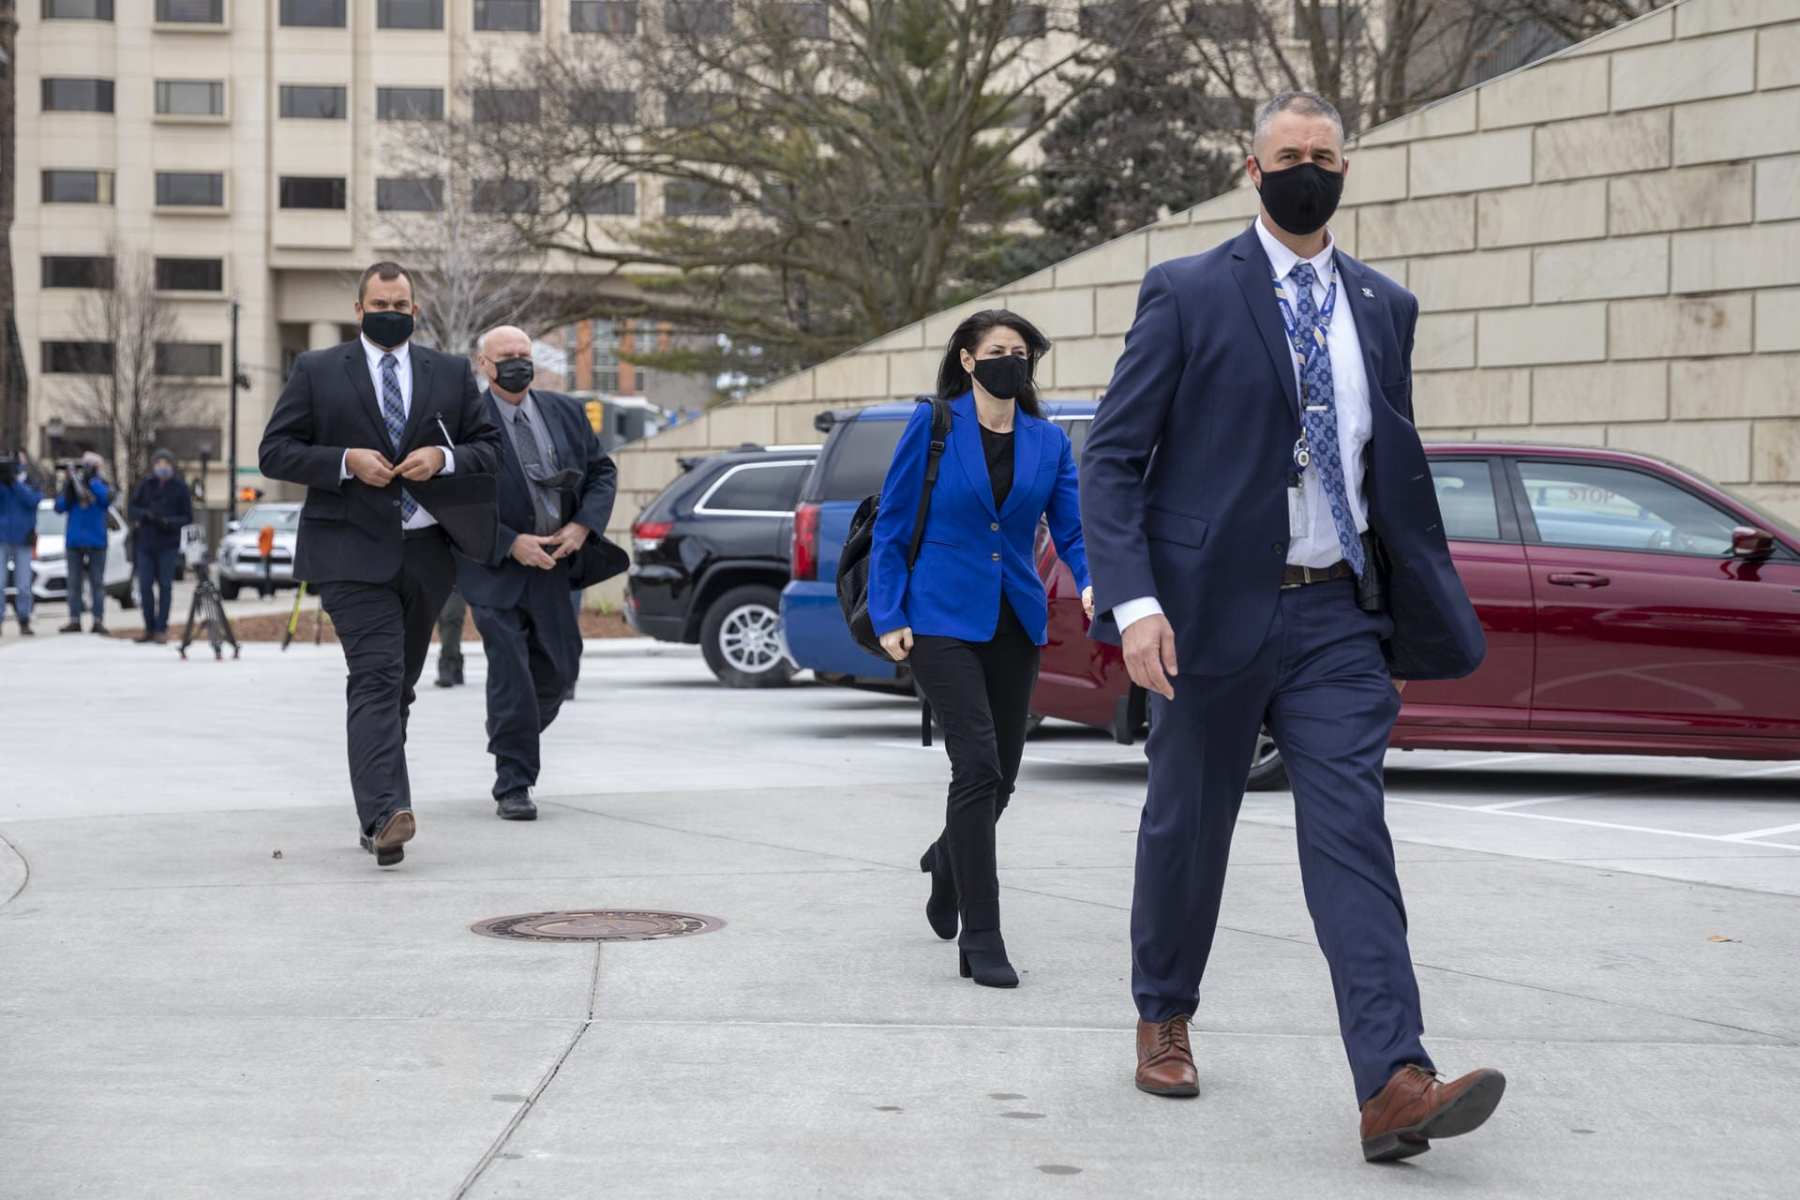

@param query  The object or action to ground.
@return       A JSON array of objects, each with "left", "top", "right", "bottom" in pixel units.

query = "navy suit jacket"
[
  {"left": 454, "top": 389, "right": 618, "bottom": 610},
  {"left": 1080, "top": 225, "right": 1485, "bottom": 681},
  {"left": 869, "top": 393, "right": 1091, "bottom": 646}
]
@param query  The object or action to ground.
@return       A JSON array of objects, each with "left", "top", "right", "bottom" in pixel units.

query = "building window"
[
  {"left": 377, "top": 87, "right": 445, "bottom": 121},
  {"left": 155, "top": 257, "right": 225, "bottom": 292},
  {"left": 156, "top": 0, "right": 224, "bottom": 22},
  {"left": 41, "top": 170, "right": 115, "bottom": 204},
  {"left": 666, "top": 1, "right": 731, "bottom": 36},
  {"left": 280, "top": 0, "right": 346, "bottom": 27},
  {"left": 1292, "top": 1, "right": 1364, "bottom": 41},
  {"left": 474, "top": 0, "right": 540, "bottom": 31},
  {"left": 1184, "top": 1, "right": 1257, "bottom": 42},
  {"left": 155, "top": 80, "right": 225, "bottom": 117},
  {"left": 156, "top": 171, "right": 226, "bottom": 207},
  {"left": 377, "top": 0, "right": 444, "bottom": 28},
  {"left": 41, "top": 256, "right": 115, "bottom": 289},
  {"left": 42, "top": 341, "right": 114, "bottom": 374},
  {"left": 571, "top": 1, "right": 637, "bottom": 34},
  {"left": 1001, "top": 95, "right": 1046, "bottom": 128},
  {"left": 377, "top": 177, "right": 445, "bottom": 212},
  {"left": 572, "top": 89, "right": 636, "bottom": 125},
  {"left": 664, "top": 90, "right": 727, "bottom": 127},
  {"left": 42, "top": 78, "right": 114, "bottom": 113},
  {"left": 43, "top": 0, "right": 113, "bottom": 18},
  {"left": 472, "top": 179, "right": 539, "bottom": 213},
  {"left": 1005, "top": 4, "right": 1045, "bottom": 36},
  {"left": 280, "top": 85, "right": 348, "bottom": 119},
  {"left": 155, "top": 342, "right": 223, "bottom": 378},
  {"left": 781, "top": 2, "right": 828, "bottom": 38},
  {"left": 664, "top": 180, "right": 732, "bottom": 217},
  {"left": 571, "top": 180, "right": 636, "bottom": 216},
  {"left": 590, "top": 320, "right": 620, "bottom": 393},
  {"left": 473, "top": 88, "right": 541, "bottom": 123},
  {"left": 278, "top": 177, "right": 347, "bottom": 209}
]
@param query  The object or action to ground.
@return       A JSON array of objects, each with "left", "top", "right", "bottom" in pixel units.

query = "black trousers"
[
  {"left": 908, "top": 603, "right": 1040, "bottom": 942},
  {"left": 436, "top": 588, "right": 467, "bottom": 670},
  {"left": 316, "top": 532, "right": 456, "bottom": 835},
  {"left": 471, "top": 567, "right": 583, "bottom": 800}
]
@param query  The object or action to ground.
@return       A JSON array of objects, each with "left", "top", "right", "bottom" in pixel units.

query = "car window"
[
  {"left": 107, "top": 509, "right": 123, "bottom": 532},
  {"left": 240, "top": 506, "right": 301, "bottom": 530},
  {"left": 1518, "top": 461, "right": 1738, "bottom": 556},
  {"left": 1429, "top": 459, "right": 1501, "bottom": 541},
  {"left": 36, "top": 506, "right": 66, "bottom": 536},
  {"left": 697, "top": 462, "right": 811, "bottom": 514},
  {"left": 1059, "top": 417, "right": 1091, "bottom": 465},
  {"left": 809, "top": 416, "right": 907, "bottom": 502}
]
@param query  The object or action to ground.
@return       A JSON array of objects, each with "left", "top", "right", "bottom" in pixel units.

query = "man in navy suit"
[
  {"left": 1081, "top": 93, "right": 1503, "bottom": 1162},
  {"left": 457, "top": 325, "right": 617, "bottom": 821}
]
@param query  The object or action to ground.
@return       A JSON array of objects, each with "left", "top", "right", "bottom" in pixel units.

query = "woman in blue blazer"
[{"left": 869, "top": 309, "right": 1092, "bottom": 988}]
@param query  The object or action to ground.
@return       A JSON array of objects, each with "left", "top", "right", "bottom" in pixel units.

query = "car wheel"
[
  {"left": 219, "top": 578, "right": 241, "bottom": 601},
  {"left": 1245, "top": 728, "right": 1289, "bottom": 791},
  {"left": 699, "top": 585, "right": 797, "bottom": 688}
]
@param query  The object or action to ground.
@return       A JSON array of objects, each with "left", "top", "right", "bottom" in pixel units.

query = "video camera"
[{"left": 54, "top": 458, "right": 98, "bottom": 505}]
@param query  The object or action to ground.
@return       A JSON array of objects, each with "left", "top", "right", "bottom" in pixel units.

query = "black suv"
[{"left": 625, "top": 442, "right": 820, "bottom": 687}]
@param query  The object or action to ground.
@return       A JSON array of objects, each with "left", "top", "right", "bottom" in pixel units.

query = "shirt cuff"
[
  {"left": 438, "top": 447, "right": 455, "bottom": 475},
  {"left": 1112, "top": 596, "right": 1164, "bottom": 634},
  {"left": 339, "top": 450, "right": 350, "bottom": 481}
]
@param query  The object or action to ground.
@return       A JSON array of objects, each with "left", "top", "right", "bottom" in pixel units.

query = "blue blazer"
[
  {"left": 1080, "top": 225, "right": 1485, "bottom": 681},
  {"left": 869, "top": 393, "right": 1090, "bottom": 646},
  {"left": 455, "top": 389, "right": 618, "bottom": 610}
]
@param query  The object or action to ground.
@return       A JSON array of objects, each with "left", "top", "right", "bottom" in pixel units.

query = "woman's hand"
[
  {"left": 1081, "top": 586, "right": 1095, "bottom": 620},
  {"left": 880, "top": 627, "right": 914, "bottom": 662}
]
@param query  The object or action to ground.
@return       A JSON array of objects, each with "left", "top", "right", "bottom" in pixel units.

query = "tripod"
[
  {"left": 178, "top": 561, "right": 241, "bottom": 660},
  {"left": 280, "top": 581, "right": 330, "bottom": 650}
]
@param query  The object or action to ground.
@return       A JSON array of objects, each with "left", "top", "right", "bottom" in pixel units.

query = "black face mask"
[
  {"left": 1255, "top": 160, "right": 1345, "bottom": 236},
  {"left": 971, "top": 354, "right": 1031, "bottom": 402},
  {"left": 361, "top": 309, "right": 414, "bottom": 349},
  {"left": 493, "top": 357, "right": 535, "bottom": 394}
]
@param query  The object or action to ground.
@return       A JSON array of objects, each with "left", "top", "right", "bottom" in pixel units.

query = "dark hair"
[
  {"left": 357, "top": 260, "right": 415, "bottom": 303},
  {"left": 934, "top": 308, "right": 1052, "bottom": 418}
]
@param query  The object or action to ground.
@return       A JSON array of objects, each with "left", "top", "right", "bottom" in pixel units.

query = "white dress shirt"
[
  {"left": 340, "top": 335, "right": 454, "bottom": 531},
  {"left": 1112, "top": 215, "right": 1374, "bottom": 635}
]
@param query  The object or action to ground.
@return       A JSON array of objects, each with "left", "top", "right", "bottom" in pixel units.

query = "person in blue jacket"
[
  {"left": 2, "top": 452, "right": 43, "bottom": 635},
  {"left": 869, "top": 308, "right": 1093, "bottom": 989},
  {"left": 54, "top": 450, "right": 112, "bottom": 635}
]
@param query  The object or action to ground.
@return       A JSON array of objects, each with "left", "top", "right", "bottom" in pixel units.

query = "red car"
[{"left": 1034, "top": 441, "right": 1800, "bottom": 789}]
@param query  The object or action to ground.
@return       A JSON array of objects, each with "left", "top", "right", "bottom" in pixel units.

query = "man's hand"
[
  {"left": 879, "top": 627, "right": 914, "bottom": 662},
  {"left": 394, "top": 446, "right": 446, "bottom": 482},
  {"left": 1081, "top": 586, "right": 1096, "bottom": 620},
  {"left": 345, "top": 449, "right": 395, "bottom": 487},
  {"left": 1123, "top": 613, "right": 1179, "bottom": 700},
  {"left": 509, "top": 534, "right": 557, "bottom": 570},
  {"left": 543, "top": 521, "right": 591, "bottom": 560}
]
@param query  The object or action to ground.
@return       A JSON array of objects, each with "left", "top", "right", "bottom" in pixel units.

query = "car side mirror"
[
  {"left": 1731, "top": 526, "right": 1775, "bottom": 559},
  {"left": 226, "top": 520, "right": 240, "bottom": 534}
]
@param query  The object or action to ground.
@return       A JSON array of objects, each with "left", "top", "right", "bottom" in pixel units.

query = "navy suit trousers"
[
  {"left": 1132, "top": 578, "right": 1431, "bottom": 1103},
  {"left": 471, "top": 565, "right": 582, "bottom": 799}
]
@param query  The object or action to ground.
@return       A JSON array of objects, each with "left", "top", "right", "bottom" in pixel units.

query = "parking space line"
[
  {"left": 1386, "top": 797, "right": 1800, "bottom": 852},
  {"left": 1467, "top": 760, "right": 1800, "bottom": 815},
  {"left": 1724, "top": 821, "right": 1800, "bottom": 843}
]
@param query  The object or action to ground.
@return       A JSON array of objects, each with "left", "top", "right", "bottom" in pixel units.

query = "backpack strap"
[{"left": 904, "top": 397, "right": 951, "bottom": 570}]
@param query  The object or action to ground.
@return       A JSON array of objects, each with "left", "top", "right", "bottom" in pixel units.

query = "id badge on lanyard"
[{"left": 1274, "top": 263, "right": 1335, "bottom": 540}]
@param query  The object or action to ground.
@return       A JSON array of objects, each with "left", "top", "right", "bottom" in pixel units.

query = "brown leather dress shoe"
[
  {"left": 1135, "top": 1016, "right": 1200, "bottom": 1097},
  {"left": 1360, "top": 1064, "right": 1506, "bottom": 1163}
]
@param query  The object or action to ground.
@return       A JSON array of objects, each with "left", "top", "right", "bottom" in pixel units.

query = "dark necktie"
[
  {"left": 379, "top": 353, "right": 417, "bottom": 522},
  {"left": 510, "top": 409, "right": 559, "bottom": 535},
  {"left": 1289, "top": 262, "right": 1365, "bottom": 577}
]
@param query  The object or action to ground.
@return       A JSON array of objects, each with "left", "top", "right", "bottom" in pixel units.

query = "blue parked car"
[{"left": 781, "top": 398, "right": 1100, "bottom": 687}]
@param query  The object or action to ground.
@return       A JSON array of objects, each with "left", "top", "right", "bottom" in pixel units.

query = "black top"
[{"left": 980, "top": 424, "right": 1014, "bottom": 511}]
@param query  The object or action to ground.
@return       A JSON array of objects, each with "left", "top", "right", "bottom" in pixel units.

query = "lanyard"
[{"left": 1272, "top": 261, "right": 1336, "bottom": 482}]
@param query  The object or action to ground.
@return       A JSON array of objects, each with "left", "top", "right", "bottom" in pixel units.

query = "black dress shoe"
[
  {"left": 920, "top": 843, "right": 958, "bottom": 940},
  {"left": 496, "top": 790, "right": 538, "bottom": 821},
  {"left": 59, "top": 621, "right": 81, "bottom": 634},
  {"left": 133, "top": 632, "right": 157, "bottom": 644},
  {"left": 90, "top": 624, "right": 108, "bottom": 636},
  {"left": 358, "top": 809, "right": 416, "bottom": 866}
]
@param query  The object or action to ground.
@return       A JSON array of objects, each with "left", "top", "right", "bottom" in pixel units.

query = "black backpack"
[{"left": 837, "top": 397, "right": 952, "bottom": 658}]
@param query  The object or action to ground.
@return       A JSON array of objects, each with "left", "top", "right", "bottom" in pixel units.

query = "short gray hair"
[{"left": 1252, "top": 91, "right": 1345, "bottom": 154}]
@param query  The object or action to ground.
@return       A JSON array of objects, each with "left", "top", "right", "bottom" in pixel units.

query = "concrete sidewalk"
[{"left": 2, "top": 636, "right": 1796, "bottom": 1198}]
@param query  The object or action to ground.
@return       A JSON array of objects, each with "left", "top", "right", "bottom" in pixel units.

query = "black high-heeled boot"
[
  {"left": 920, "top": 843, "right": 958, "bottom": 940},
  {"left": 957, "top": 932, "right": 1018, "bottom": 989}
]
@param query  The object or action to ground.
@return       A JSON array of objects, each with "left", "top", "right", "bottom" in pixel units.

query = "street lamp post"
[{"left": 228, "top": 300, "right": 240, "bottom": 521}]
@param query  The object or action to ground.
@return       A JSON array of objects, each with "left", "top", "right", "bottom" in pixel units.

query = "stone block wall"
[{"left": 604, "top": 0, "right": 1800, "bottom": 577}]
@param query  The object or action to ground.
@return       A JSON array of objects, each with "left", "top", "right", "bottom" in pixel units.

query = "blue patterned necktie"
[
  {"left": 1288, "top": 261, "right": 1365, "bottom": 577},
  {"left": 379, "top": 352, "right": 417, "bottom": 522}
]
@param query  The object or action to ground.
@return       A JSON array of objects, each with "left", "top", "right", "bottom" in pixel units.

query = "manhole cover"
[{"left": 471, "top": 910, "right": 725, "bottom": 943}]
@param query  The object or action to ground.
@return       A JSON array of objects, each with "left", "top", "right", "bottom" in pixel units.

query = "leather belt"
[{"left": 1280, "top": 559, "right": 1354, "bottom": 589}]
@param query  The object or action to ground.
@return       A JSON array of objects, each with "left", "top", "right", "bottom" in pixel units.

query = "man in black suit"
[
  {"left": 457, "top": 325, "right": 618, "bottom": 821},
  {"left": 259, "top": 261, "right": 501, "bottom": 867},
  {"left": 1082, "top": 94, "right": 1503, "bottom": 1160}
]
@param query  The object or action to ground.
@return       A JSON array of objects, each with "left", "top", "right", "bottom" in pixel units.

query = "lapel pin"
[{"left": 1360, "top": 286, "right": 1375, "bottom": 299}]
